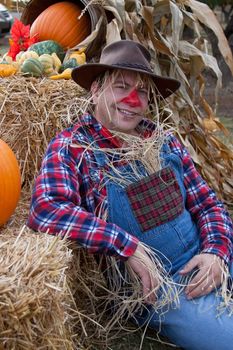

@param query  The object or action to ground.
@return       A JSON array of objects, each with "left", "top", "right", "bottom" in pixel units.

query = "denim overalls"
[{"left": 92, "top": 142, "right": 233, "bottom": 350}]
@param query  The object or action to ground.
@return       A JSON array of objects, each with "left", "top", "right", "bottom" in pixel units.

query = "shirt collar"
[{"left": 78, "top": 113, "right": 102, "bottom": 131}]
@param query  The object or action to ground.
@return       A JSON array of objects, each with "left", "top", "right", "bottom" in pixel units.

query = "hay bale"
[
  {"left": 0, "top": 226, "right": 75, "bottom": 349},
  {"left": 0, "top": 190, "right": 113, "bottom": 349},
  {"left": 0, "top": 190, "right": 144, "bottom": 349},
  {"left": 0, "top": 76, "right": 85, "bottom": 189},
  {"left": 0, "top": 192, "right": 101, "bottom": 349}
]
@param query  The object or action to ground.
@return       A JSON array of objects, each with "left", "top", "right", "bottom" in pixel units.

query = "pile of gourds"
[
  {"left": 0, "top": 40, "right": 86, "bottom": 79},
  {"left": 0, "top": 0, "right": 90, "bottom": 79}
]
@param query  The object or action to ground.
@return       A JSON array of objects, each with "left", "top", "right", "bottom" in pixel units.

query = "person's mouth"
[{"left": 117, "top": 108, "right": 140, "bottom": 118}]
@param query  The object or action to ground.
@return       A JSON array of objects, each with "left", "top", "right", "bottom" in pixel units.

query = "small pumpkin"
[
  {"left": 15, "top": 51, "right": 25, "bottom": 62},
  {"left": 0, "top": 139, "right": 21, "bottom": 227},
  {"left": 2, "top": 55, "right": 15, "bottom": 64},
  {"left": 21, "top": 58, "right": 44, "bottom": 77},
  {"left": 60, "top": 58, "right": 78, "bottom": 73},
  {"left": 69, "top": 51, "right": 86, "bottom": 65},
  {"left": 30, "top": 2, "right": 91, "bottom": 50},
  {"left": 0, "top": 63, "right": 18, "bottom": 77},
  {"left": 17, "top": 50, "right": 39, "bottom": 65},
  {"left": 60, "top": 50, "right": 86, "bottom": 72},
  {"left": 39, "top": 53, "right": 62, "bottom": 76},
  {"left": 51, "top": 53, "right": 62, "bottom": 72},
  {"left": 29, "top": 40, "right": 65, "bottom": 61},
  {"left": 39, "top": 54, "right": 55, "bottom": 76}
]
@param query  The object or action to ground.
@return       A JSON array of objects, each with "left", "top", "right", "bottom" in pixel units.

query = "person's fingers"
[
  {"left": 179, "top": 255, "right": 199, "bottom": 275},
  {"left": 141, "top": 274, "right": 151, "bottom": 297},
  {"left": 128, "top": 250, "right": 157, "bottom": 304},
  {"left": 148, "top": 277, "right": 157, "bottom": 304},
  {"left": 141, "top": 270, "right": 157, "bottom": 304},
  {"left": 186, "top": 279, "right": 216, "bottom": 299},
  {"left": 185, "top": 267, "right": 222, "bottom": 299},
  {"left": 184, "top": 269, "right": 206, "bottom": 296},
  {"left": 179, "top": 253, "right": 226, "bottom": 299}
]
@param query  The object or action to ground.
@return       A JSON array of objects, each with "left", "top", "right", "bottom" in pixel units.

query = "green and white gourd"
[
  {"left": 39, "top": 54, "right": 55, "bottom": 76},
  {"left": 21, "top": 58, "right": 44, "bottom": 77},
  {"left": 29, "top": 40, "right": 65, "bottom": 61}
]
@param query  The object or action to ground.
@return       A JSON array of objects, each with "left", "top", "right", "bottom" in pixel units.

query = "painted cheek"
[{"left": 120, "top": 89, "right": 142, "bottom": 107}]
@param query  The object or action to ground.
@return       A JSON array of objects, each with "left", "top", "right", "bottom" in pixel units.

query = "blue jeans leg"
[{"left": 149, "top": 291, "right": 233, "bottom": 350}]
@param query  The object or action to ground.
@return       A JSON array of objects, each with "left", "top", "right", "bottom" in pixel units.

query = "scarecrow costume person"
[{"left": 28, "top": 40, "right": 233, "bottom": 350}]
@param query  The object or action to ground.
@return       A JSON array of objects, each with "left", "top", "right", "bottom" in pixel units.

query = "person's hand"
[
  {"left": 179, "top": 253, "right": 226, "bottom": 299},
  {"left": 127, "top": 244, "right": 159, "bottom": 304}
]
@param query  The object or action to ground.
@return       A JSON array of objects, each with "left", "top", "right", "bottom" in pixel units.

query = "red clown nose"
[{"left": 120, "top": 89, "right": 142, "bottom": 107}]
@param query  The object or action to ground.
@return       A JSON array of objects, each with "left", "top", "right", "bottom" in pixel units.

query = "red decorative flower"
[{"left": 7, "top": 19, "right": 39, "bottom": 60}]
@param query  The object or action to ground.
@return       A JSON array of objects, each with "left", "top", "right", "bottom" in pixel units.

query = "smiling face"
[{"left": 91, "top": 70, "right": 150, "bottom": 135}]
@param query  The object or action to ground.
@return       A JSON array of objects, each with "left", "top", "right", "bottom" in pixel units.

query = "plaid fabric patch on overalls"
[{"left": 126, "top": 167, "right": 184, "bottom": 232}]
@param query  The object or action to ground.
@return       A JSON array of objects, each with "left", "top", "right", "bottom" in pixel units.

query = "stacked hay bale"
[
  {"left": 0, "top": 178, "right": 75, "bottom": 348},
  {"left": 0, "top": 77, "right": 81, "bottom": 188},
  {"left": 0, "top": 228, "right": 74, "bottom": 349},
  {"left": 0, "top": 78, "right": 112, "bottom": 349}
]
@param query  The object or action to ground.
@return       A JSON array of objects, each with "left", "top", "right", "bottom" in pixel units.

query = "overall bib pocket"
[{"left": 126, "top": 167, "right": 184, "bottom": 232}]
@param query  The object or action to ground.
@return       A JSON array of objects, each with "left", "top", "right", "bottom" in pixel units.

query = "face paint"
[{"left": 120, "top": 89, "right": 142, "bottom": 107}]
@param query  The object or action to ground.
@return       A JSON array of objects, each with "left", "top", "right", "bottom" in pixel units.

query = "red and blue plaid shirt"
[{"left": 28, "top": 114, "right": 233, "bottom": 265}]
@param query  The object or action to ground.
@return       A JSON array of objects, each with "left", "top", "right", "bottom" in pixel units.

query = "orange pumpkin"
[
  {"left": 0, "top": 139, "right": 21, "bottom": 227},
  {"left": 30, "top": 1, "right": 91, "bottom": 50}
]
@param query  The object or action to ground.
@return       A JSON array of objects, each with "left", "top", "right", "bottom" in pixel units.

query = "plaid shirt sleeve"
[
  {"left": 27, "top": 133, "right": 138, "bottom": 259},
  {"left": 168, "top": 134, "right": 233, "bottom": 266}
]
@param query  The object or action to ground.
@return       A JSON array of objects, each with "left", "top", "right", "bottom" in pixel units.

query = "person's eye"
[
  {"left": 138, "top": 89, "right": 148, "bottom": 95},
  {"left": 114, "top": 84, "right": 127, "bottom": 89}
]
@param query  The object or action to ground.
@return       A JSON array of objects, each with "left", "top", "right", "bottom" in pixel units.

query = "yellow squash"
[
  {"left": 49, "top": 68, "right": 72, "bottom": 80},
  {"left": 69, "top": 51, "right": 86, "bottom": 65},
  {"left": 0, "top": 64, "right": 17, "bottom": 77}
]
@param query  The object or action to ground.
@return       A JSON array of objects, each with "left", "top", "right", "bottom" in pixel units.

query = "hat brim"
[{"left": 71, "top": 63, "right": 180, "bottom": 99}]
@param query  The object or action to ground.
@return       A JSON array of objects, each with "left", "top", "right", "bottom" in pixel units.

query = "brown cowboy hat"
[{"left": 71, "top": 40, "right": 180, "bottom": 98}]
